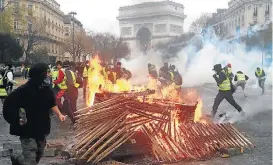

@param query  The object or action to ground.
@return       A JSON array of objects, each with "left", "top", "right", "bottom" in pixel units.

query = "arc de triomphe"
[{"left": 117, "top": 0, "right": 187, "bottom": 53}]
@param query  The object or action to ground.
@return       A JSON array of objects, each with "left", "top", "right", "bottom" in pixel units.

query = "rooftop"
[
  {"left": 119, "top": 0, "right": 184, "bottom": 11},
  {"left": 63, "top": 14, "right": 83, "bottom": 27}
]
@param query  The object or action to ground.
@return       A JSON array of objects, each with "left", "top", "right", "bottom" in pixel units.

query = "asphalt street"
[{"left": 0, "top": 80, "right": 271, "bottom": 165}]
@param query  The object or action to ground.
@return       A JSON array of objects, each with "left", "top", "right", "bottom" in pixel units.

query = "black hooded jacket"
[{"left": 3, "top": 63, "right": 56, "bottom": 139}]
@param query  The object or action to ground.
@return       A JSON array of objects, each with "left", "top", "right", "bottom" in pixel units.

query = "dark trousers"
[
  {"left": 258, "top": 79, "right": 265, "bottom": 93},
  {"left": 63, "top": 88, "right": 78, "bottom": 123},
  {"left": 83, "top": 78, "right": 88, "bottom": 99},
  {"left": 11, "top": 138, "right": 46, "bottom": 165},
  {"left": 212, "top": 90, "right": 242, "bottom": 117}
]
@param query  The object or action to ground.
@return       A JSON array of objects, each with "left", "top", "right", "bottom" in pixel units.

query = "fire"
[
  {"left": 194, "top": 99, "right": 203, "bottom": 122},
  {"left": 85, "top": 56, "right": 131, "bottom": 107},
  {"left": 194, "top": 99, "right": 207, "bottom": 124}
]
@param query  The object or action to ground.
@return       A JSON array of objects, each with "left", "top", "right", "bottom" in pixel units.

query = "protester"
[
  {"left": 3, "top": 63, "right": 65, "bottom": 165},
  {"left": 211, "top": 64, "right": 245, "bottom": 119},
  {"left": 64, "top": 61, "right": 80, "bottom": 125}
]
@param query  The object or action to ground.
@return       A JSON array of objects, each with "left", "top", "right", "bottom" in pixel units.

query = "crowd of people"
[
  {"left": 148, "top": 62, "right": 183, "bottom": 95},
  {"left": 0, "top": 58, "right": 267, "bottom": 165},
  {"left": 211, "top": 63, "right": 267, "bottom": 120},
  {"left": 1, "top": 59, "right": 132, "bottom": 165}
]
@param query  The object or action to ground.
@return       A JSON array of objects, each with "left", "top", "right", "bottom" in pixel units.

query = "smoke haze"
[{"left": 121, "top": 24, "right": 272, "bottom": 87}]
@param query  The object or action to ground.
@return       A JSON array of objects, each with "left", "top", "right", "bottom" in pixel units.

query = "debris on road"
[{"left": 70, "top": 89, "right": 254, "bottom": 164}]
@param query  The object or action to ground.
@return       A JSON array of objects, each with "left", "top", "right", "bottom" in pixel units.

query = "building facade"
[
  {"left": 63, "top": 14, "right": 83, "bottom": 37},
  {"left": 1, "top": 0, "right": 84, "bottom": 62},
  {"left": 210, "top": 9, "right": 227, "bottom": 38},
  {"left": 117, "top": 0, "right": 186, "bottom": 53},
  {"left": 63, "top": 14, "right": 85, "bottom": 61},
  {"left": 223, "top": 0, "right": 272, "bottom": 38}
]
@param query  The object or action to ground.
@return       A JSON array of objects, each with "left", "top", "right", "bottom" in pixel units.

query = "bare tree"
[
  {"left": 20, "top": 19, "right": 47, "bottom": 62},
  {"left": 64, "top": 31, "right": 89, "bottom": 61},
  {"left": 85, "top": 33, "right": 130, "bottom": 63},
  {"left": 189, "top": 13, "right": 213, "bottom": 34}
]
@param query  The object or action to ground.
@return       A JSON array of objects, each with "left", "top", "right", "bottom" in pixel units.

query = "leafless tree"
[
  {"left": 20, "top": 19, "right": 47, "bottom": 62},
  {"left": 64, "top": 31, "right": 89, "bottom": 62},
  {"left": 189, "top": 13, "right": 213, "bottom": 34},
  {"left": 85, "top": 33, "right": 130, "bottom": 63}
]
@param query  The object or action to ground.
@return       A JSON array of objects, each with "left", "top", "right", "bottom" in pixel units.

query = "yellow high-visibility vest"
[
  {"left": 56, "top": 69, "right": 67, "bottom": 90},
  {"left": 51, "top": 69, "right": 58, "bottom": 81},
  {"left": 255, "top": 69, "right": 265, "bottom": 79},
  {"left": 219, "top": 70, "right": 231, "bottom": 91},
  {"left": 83, "top": 67, "right": 92, "bottom": 78},
  {"left": 69, "top": 70, "right": 80, "bottom": 88},
  {"left": 0, "top": 77, "right": 7, "bottom": 97},
  {"left": 236, "top": 73, "right": 245, "bottom": 81}
]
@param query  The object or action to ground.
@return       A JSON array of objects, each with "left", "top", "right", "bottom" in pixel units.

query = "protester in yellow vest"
[
  {"left": 234, "top": 71, "right": 249, "bottom": 97},
  {"left": 53, "top": 61, "right": 67, "bottom": 112},
  {"left": 0, "top": 70, "right": 8, "bottom": 104},
  {"left": 211, "top": 64, "right": 245, "bottom": 119},
  {"left": 64, "top": 61, "right": 79, "bottom": 124},
  {"left": 255, "top": 67, "right": 266, "bottom": 94}
]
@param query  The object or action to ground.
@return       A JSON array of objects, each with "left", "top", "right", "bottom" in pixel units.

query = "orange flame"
[{"left": 86, "top": 56, "right": 132, "bottom": 107}]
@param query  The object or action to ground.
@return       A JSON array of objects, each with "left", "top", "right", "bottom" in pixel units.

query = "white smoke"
[
  {"left": 223, "top": 94, "right": 272, "bottom": 124},
  {"left": 120, "top": 49, "right": 163, "bottom": 85},
  {"left": 120, "top": 22, "right": 272, "bottom": 87}
]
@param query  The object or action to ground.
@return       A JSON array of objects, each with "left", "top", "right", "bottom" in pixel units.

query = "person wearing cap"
[
  {"left": 3, "top": 63, "right": 65, "bottom": 165},
  {"left": 82, "top": 60, "right": 92, "bottom": 99},
  {"left": 234, "top": 71, "right": 249, "bottom": 97},
  {"left": 255, "top": 67, "right": 266, "bottom": 94},
  {"left": 211, "top": 64, "right": 245, "bottom": 119},
  {"left": 53, "top": 61, "right": 67, "bottom": 113}
]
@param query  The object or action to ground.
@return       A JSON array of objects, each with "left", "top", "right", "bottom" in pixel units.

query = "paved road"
[
  {"left": 0, "top": 81, "right": 271, "bottom": 165},
  {"left": 179, "top": 84, "right": 272, "bottom": 165}
]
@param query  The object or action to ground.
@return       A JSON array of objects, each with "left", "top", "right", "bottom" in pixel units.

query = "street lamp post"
[{"left": 69, "top": 11, "right": 77, "bottom": 60}]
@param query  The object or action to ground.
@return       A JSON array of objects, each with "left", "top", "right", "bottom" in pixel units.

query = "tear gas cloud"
[
  {"left": 225, "top": 94, "right": 272, "bottom": 124},
  {"left": 121, "top": 23, "right": 272, "bottom": 87}
]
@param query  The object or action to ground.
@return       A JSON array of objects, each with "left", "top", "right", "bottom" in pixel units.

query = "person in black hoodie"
[
  {"left": 234, "top": 71, "right": 249, "bottom": 97},
  {"left": 211, "top": 64, "right": 245, "bottom": 119},
  {"left": 3, "top": 63, "right": 65, "bottom": 165}
]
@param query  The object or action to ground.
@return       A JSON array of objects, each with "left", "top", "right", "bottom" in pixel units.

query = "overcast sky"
[{"left": 56, "top": 0, "right": 229, "bottom": 35}]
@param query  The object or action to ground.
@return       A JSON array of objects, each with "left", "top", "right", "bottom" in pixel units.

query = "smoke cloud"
[
  {"left": 224, "top": 95, "right": 272, "bottom": 124},
  {"left": 121, "top": 23, "right": 272, "bottom": 87}
]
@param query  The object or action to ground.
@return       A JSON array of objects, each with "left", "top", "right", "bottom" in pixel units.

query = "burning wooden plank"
[{"left": 72, "top": 90, "right": 254, "bottom": 164}]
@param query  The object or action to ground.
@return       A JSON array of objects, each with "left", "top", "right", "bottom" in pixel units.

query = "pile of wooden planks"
[{"left": 72, "top": 90, "right": 254, "bottom": 164}]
